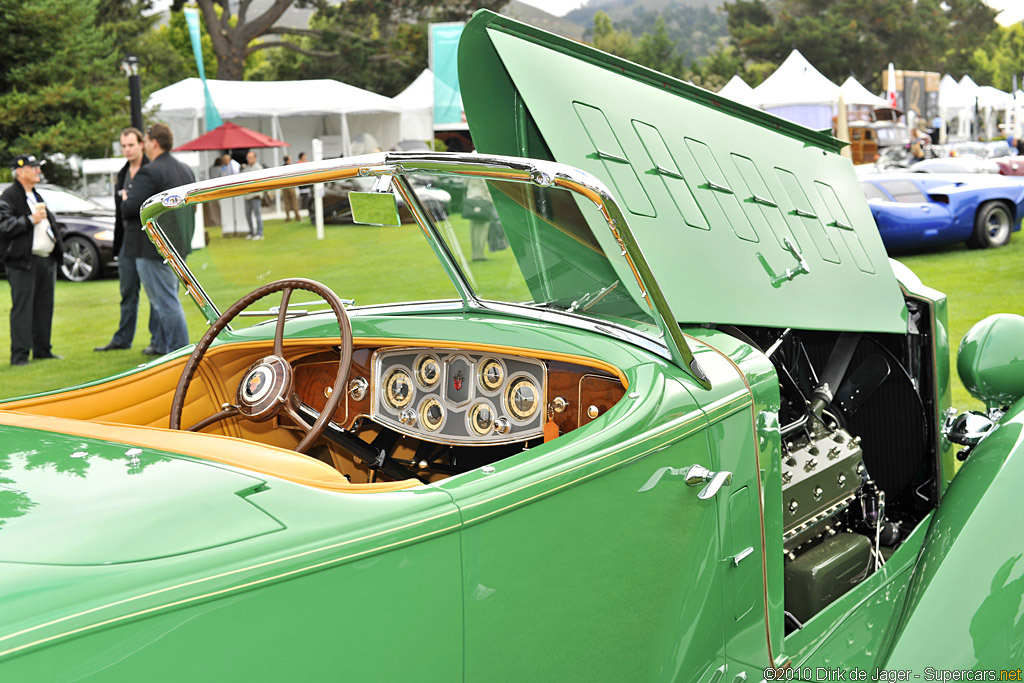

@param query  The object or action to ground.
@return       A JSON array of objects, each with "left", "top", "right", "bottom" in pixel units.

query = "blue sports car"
[{"left": 861, "top": 173, "right": 1024, "bottom": 251}]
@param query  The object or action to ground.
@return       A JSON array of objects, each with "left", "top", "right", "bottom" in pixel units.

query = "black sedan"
[{"left": 0, "top": 183, "right": 117, "bottom": 282}]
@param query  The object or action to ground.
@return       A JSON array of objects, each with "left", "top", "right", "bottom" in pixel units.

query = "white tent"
[
  {"left": 956, "top": 75, "right": 1012, "bottom": 140},
  {"left": 717, "top": 74, "right": 756, "bottom": 106},
  {"left": 838, "top": 76, "right": 888, "bottom": 109},
  {"left": 752, "top": 50, "right": 840, "bottom": 129},
  {"left": 145, "top": 78, "right": 404, "bottom": 175},
  {"left": 939, "top": 74, "right": 972, "bottom": 140},
  {"left": 393, "top": 69, "right": 434, "bottom": 142}
]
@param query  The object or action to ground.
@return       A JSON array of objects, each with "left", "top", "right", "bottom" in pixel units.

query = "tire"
[
  {"left": 967, "top": 201, "right": 1013, "bottom": 249},
  {"left": 60, "top": 235, "right": 100, "bottom": 282}
]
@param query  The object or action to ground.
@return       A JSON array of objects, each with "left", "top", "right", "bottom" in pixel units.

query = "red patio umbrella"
[{"left": 173, "top": 121, "right": 288, "bottom": 151}]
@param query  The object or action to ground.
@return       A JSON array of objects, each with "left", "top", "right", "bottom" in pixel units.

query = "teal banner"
[
  {"left": 184, "top": 7, "right": 223, "bottom": 131},
  {"left": 429, "top": 23, "right": 465, "bottom": 127}
]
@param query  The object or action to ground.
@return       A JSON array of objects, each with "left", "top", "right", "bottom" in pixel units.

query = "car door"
[{"left": 441, "top": 364, "right": 728, "bottom": 683}]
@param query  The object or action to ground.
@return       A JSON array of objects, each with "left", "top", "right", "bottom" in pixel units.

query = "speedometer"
[{"left": 383, "top": 369, "right": 414, "bottom": 410}]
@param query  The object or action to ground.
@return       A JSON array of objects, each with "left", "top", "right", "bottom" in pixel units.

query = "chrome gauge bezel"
[
  {"left": 419, "top": 396, "right": 445, "bottom": 431},
  {"left": 467, "top": 400, "right": 496, "bottom": 436},
  {"left": 478, "top": 358, "right": 505, "bottom": 392},
  {"left": 505, "top": 373, "right": 541, "bottom": 422},
  {"left": 382, "top": 367, "right": 415, "bottom": 410},
  {"left": 415, "top": 354, "right": 441, "bottom": 389}
]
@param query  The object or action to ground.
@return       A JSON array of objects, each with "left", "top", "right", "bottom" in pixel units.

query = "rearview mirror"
[{"left": 350, "top": 191, "right": 401, "bottom": 227}]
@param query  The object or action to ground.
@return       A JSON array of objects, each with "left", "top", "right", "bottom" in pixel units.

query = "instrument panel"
[{"left": 372, "top": 348, "right": 547, "bottom": 445}]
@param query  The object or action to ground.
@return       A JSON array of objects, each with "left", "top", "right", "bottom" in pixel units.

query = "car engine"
[{"left": 727, "top": 316, "right": 937, "bottom": 629}]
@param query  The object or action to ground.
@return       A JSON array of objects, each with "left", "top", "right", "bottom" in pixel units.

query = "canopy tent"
[
  {"left": 838, "top": 76, "right": 888, "bottom": 109},
  {"left": 145, "top": 78, "right": 404, "bottom": 175},
  {"left": 939, "top": 74, "right": 973, "bottom": 140},
  {"left": 956, "top": 75, "right": 1012, "bottom": 141},
  {"left": 174, "top": 121, "right": 288, "bottom": 151},
  {"left": 393, "top": 69, "right": 434, "bottom": 142},
  {"left": 751, "top": 50, "right": 840, "bottom": 129},
  {"left": 716, "top": 74, "right": 756, "bottom": 106}
]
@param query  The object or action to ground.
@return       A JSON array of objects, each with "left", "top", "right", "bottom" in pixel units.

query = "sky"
[
  {"left": 985, "top": 0, "right": 1024, "bottom": 26},
  {"left": 514, "top": 0, "right": 588, "bottom": 16}
]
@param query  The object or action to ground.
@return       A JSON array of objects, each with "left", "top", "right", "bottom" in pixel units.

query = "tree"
[
  {"left": 633, "top": 17, "right": 685, "bottom": 78},
  {"left": 0, "top": 0, "right": 126, "bottom": 161},
  {"left": 722, "top": 0, "right": 999, "bottom": 88},
  {"left": 591, "top": 11, "right": 635, "bottom": 60},
  {"left": 181, "top": 0, "right": 504, "bottom": 81},
  {"left": 968, "top": 23, "right": 1024, "bottom": 90}
]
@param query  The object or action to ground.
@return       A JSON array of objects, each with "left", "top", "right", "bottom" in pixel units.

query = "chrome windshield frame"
[{"left": 140, "top": 151, "right": 709, "bottom": 388}]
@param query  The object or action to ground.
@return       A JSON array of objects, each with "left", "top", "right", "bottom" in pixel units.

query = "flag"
[
  {"left": 886, "top": 62, "right": 898, "bottom": 109},
  {"left": 184, "top": 7, "right": 223, "bottom": 131}
]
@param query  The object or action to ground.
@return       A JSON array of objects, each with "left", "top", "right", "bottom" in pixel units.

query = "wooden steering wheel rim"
[{"left": 168, "top": 278, "right": 353, "bottom": 454}]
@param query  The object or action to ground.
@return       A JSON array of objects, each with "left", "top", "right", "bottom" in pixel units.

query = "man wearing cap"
[
  {"left": 0, "top": 155, "right": 64, "bottom": 366},
  {"left": 121, "top": 123, "right": 195, "bottom": 356}
]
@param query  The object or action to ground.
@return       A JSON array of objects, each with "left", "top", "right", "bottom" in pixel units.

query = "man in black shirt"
[
  {"left": 121, "top": 123, "right": 195, "bottom": 356},
  {"left": 95, "top": 126, "right": 155, "bottom": 352}
]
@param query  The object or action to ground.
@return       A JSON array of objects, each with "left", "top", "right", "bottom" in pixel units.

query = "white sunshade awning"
[
  {"left": 839, "top": 76, "right": 888, "bottom": 108},
  {"left": 717, "top": 74, "right": 757, "bottom": 106},
  {"left": 751, "top": 49, "right": 840, "bottom": 108},
  {"left": 939, "top": 74, "right": 971, "bottom": 111},
  {"left": 146, "top": 78, "right": 403, "bottom": 119}
]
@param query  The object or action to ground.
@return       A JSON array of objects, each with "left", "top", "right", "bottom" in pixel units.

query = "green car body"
[{"left": 3, "top": 10, "right": 1024, "bottom": 681}]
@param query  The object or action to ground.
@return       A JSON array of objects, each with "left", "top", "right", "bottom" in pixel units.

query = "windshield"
[{"left": 150, "top": 165, "right": 655, "bottom": 329}]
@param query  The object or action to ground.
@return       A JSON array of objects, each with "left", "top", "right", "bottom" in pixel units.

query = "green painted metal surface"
[
  {"left": 459, "top": 11, "right": 908, "bottom": 334},
  {"left": 882, "top": 396, "right": 1024, "bottom": 668},
  {"left": 957, "top": 314, "right": 1024, "bottom": 411},
  {"left": 0, "top": 429, "right": 281, "bottom": 564}
]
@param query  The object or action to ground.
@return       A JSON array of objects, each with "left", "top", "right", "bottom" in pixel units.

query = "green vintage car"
[{"left": 3, "top": 11, "right": 1024, "bottom": 681}]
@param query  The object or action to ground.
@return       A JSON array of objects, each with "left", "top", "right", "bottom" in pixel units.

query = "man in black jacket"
[
  {"left": 95, "top": 127, "right": 155, "bottom": 352},
  {"left": 121, "top": 123, "right": 195, "bottom": 356},
  {"left": 0, "top": 154, "right": 64, "bottom": 365}
]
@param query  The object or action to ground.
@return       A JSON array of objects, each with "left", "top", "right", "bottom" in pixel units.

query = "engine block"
[{"left": 781, "top": 422, "right": 865, "bottom": 552}]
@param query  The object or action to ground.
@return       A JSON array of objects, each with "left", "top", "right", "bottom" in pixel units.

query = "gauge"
[
  {"left": 506, "top": 376, "right": 540, "bottom": 421},
  {"left": 469, "top": 402, "right": 494, "bottom": 435},
  {"left": 419, "top": 397, "right": 444, "bottom": 431},
  {"left": 383, "top": 368, "right": 414, "bottom": 410},
  {"left": 416, "top": 355, "right": 440, "bottom": 388},
  {"left": 479, "top": 358, "right": 504, "bottom": 391}
]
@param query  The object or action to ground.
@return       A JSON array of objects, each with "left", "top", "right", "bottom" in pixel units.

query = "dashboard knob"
[
  {"left": 399, "top": 409, "right": 417, "bottom": 426},
  {"left": 348, "top": 377, "right": 368, "bottom": 401},
  {"left": 493, "top": 417, "right": 511, "bottom": 434}
]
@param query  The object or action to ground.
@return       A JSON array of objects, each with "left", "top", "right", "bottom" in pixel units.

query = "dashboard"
[
  {"left": 372, "top": 348, "right": 545, "bottom": 445},
  {"left": 293, "top": 345, "right": 626, "bottom": 448}
]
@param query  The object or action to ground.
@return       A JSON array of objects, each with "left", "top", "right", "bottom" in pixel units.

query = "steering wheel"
[{"left": 169, "top": 278, "right": 353, "bottom": 454}]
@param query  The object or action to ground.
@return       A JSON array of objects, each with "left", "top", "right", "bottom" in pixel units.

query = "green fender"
[{"left": 880, "top": 396, "right": 1024, "bottom": 668}]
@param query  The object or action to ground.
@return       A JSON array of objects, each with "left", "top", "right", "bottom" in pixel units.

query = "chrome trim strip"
[{"left": 140, "top": 151, "right": 708, "bottom": 386}]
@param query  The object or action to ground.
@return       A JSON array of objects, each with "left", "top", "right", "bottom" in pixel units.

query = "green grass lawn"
[{"left": 0, "top": 215, "right": 1020, "bottom": 409}]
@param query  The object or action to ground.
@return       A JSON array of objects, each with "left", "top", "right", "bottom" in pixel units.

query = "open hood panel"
[{"left": 459, "top": 11, "right": 908, "bottom": 333}]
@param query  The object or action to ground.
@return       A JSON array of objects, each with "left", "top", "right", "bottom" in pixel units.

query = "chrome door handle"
[{"left": 685, "top": 464, "right": 733, "bottom": 500}]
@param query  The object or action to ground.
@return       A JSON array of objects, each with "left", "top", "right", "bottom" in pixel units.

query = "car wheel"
[
  {"left": 60, "top": 235, "right": 100, "bottom": 282},
  {"left": 967, "top": 201, "right": 1013, "bottom": 249}
]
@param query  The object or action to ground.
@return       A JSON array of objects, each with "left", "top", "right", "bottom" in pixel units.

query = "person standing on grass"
[
  {"left": 0, "top": 154, "right": 64, "bottom": 366},
  {"left": 297, "top": 152, "right": 312, "bottom": 215},
  {"left": 281, "top": 154, "right": 299, "bottom": 222},
  {"left": 95, "top": 127, "right": 156, "bottom": 352},
  {"left": 121, "top": 123, "right": 195, "bottom": 357},
  {"left": 243, "top": 151, "right": 265, "bottom": 240}
]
